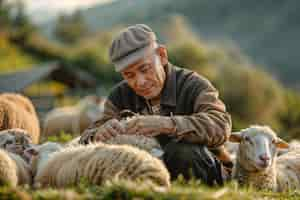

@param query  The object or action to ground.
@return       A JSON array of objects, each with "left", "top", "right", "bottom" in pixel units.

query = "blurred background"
[{"left": 1, "top": 0, "right": 300, "bottom": 140}]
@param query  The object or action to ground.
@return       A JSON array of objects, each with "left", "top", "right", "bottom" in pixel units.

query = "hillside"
[{"left": 47, "top": 0, "right": 300, "bottom": 89}]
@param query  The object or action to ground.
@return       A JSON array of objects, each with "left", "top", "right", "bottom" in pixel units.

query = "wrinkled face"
[{"left": 121, "top": 50, "right": 166, "bottom": 100}]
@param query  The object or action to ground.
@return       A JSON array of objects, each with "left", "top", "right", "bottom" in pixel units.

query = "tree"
[
  {"left": 0, "top": 0, "right": 12, "bottom": 30},
  {"left": 54, "top": 10, "right": 89, "bottom": 44}
]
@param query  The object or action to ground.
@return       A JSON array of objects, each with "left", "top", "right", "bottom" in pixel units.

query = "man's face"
[{"left": 121, "top": 51, "right": 166, "bottom": 100}]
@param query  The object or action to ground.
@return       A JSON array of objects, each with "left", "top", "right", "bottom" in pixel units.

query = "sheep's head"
[
  {"left": 229, "top": 125, "right": 289, "bottom": 172},
  {"left": 0, "top": 129, "right": 33, "bottom": 156},
  {"left": 24, "top": 142, "right": 62, "bottom": 176}
]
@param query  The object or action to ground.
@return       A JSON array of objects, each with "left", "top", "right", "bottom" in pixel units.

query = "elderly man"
[{"left": 80, "top": 24, "right": 232, "bottom": 185}]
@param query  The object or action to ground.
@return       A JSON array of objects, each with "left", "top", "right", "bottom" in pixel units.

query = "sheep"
[
  {"left": 30, "top": 142, "right": 170, "bottom": 188},
  {"left": 0, "top": 149, "right": 18, "bottom": 186},
  {"left": 67, "top": 134, "right": 164, "bottom": 158},
  {"left": 0, "top": 93, "right": 40, "bottom": 144},
  {"left": 230, "top": 125, "right": 300, "bottom": 191},
  {"left": 0, "top": 149, "right": 31, "bottom": 186},
  {"left": 42, "top": 95, "right": 104, "bottom": 138}
]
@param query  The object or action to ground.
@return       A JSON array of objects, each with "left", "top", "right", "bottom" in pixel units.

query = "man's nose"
[{"left": 136, "top": 75, "right": 147, "bottom": 87}]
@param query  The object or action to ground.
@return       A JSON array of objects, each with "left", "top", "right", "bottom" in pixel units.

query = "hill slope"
[{"left": 73, "top": 0, "right": 300, "bottom": 89}]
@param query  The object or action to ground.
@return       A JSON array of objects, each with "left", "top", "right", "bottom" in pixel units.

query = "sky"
[{"left": 6, "top": 0, "right": 113, "bottom": 23}]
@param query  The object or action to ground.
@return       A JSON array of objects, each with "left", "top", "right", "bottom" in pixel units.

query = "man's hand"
[
  {"left": 80, "top": 119, "right": 125, "bottom": 144},
  {"left": 125, "top": 115, "right": 176, "bottom": 137}
]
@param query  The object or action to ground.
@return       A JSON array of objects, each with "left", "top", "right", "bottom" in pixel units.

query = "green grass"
[
  {"left": 1, "top": 180, "right": 300, "bottom": 200},
  {"left": 0, "top": 37, "right": 37, "bottom": 74}
]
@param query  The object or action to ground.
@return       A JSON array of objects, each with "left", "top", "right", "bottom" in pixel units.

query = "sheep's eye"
[{"left": 271, "top": 139, "right": 276, "bottom": 144}]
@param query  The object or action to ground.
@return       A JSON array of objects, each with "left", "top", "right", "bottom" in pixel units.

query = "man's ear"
[
  {"left": 229, "top": 132, "right": 242, "bottom": 143},
  {"left": 275, "top": 138, "right": 289, "bottom": 149},
  {"left": 156, "top": 45, "right": 168, "bottom": 66}
]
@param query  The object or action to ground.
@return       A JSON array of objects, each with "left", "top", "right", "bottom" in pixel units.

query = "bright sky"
[
  {"left": 7, "top": 0, "right": 113, "bottom": 23},
  {"left": 22, "top": 0, "right": 112, "bottom": 12}
]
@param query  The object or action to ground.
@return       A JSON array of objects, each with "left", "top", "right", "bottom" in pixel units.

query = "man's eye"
[
  {"left": 6, "top": 140, "right": 13, "bottom": 145},
  {"left": 125, "top": 74, "right": 135, "bottom": 79},
  {"left": 140, "top": 66, "right": 150, "bottom": 73}
]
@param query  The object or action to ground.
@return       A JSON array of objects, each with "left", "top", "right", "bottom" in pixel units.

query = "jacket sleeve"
[{"left": 171, "top": 80, "right": 232, "bottom": 148}]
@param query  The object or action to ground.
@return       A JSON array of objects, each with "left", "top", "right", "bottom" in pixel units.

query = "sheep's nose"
[{"left": 259, "top": 154, "right": 270, "bottom": 162}]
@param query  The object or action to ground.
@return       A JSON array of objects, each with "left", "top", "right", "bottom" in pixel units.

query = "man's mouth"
[{"left": 139, "top": 86, "right": 153, "bottom": 95}]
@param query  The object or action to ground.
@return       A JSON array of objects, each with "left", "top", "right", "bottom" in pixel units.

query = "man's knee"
[
  {"left": 162, "top": 140, "right": 224, "bottom": 186},
  {"left": 163, "top": 141, "right": 198, "bottom": 164},
  {"left": 163, "top": 141, "right": 202, "bottom": 180}
]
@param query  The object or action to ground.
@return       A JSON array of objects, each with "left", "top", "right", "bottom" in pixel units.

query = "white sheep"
[
  {"left": 0, "top": 93, "right": 40, "bottom": 143},
  {"left": 0, "top": 149, "right": 31, "bottom": 186},
  {"left": 66, "top": 134, "right": 163, "bottom": 158},
  {"left": 42, "top": 96, "right": 104, "bottom": 138},
  {"left": 30, "top": 142, "right": 170, "bottom": 188},
  {"left": 230, "top": 125, "right": 300, "bottom": 191}
]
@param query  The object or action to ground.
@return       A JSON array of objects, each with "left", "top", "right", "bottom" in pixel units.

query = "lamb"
[
  {"left": 230, "top": 125, "right": 300, "bottom": 191},
  {"left": 30, "top": 142, "right": 170, "bottom": 188},
  {"left": 0, "top": 93, "right": 40, "bottom": 143},
  {"left": 42, "top": 95, "right": 104, "bottom": 138},
  {"left": 0, "top": 149, "right": 31, "bottom": 186}
]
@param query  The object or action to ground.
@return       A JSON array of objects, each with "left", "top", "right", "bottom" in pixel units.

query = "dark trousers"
[{"left": 162, "top": 140, "right": 224, "bottom": 186}]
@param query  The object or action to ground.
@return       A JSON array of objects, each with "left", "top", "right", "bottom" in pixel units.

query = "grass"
[
  {"left": 0, "top": 36, "right": 37, "bottom": 74},
  {"left": 1, "top": 180, "right": 300, "bottom": 200}
]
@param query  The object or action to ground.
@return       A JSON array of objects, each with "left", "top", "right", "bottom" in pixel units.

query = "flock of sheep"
[{"left": 0, "top": 92, "right": 300, "bottom": 193}]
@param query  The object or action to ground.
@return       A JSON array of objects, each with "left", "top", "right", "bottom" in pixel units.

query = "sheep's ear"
[
  {"left": 275, "top": 138, "right": 289, "bottom": 149},
  {"left": 229, "top": 132, "right": 242, "bottom": 143}
]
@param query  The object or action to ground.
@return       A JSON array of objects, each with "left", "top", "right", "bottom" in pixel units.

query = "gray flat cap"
[{"left": 109, "top": 24, "right": 157, "bottom": 72}]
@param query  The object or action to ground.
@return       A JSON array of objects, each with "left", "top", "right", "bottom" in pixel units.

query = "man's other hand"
[
  {"left": 94, "top": 119, "right": 125, "bottom": 142},
  {"left": 125, "top": 115, "right": 175, "bottom": 137}
]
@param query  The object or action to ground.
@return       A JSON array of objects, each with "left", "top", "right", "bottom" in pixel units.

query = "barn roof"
[{"left": 0, "top": 62, "right": 97, "bottom": 93}]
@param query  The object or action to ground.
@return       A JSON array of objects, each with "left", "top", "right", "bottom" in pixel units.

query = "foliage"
[
  {"left": 54, "top": 10, "right": 90, "bottom": 44},
  {"left": 0, "top": 35, "right": 36, "bottom": 73},
  {"left": 278, "top": 90, "right": 300, "bottom": 140}
]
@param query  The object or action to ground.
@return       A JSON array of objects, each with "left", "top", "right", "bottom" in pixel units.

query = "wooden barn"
[{"left": 0, "top": 62, "right": 98, "bottom": 117}]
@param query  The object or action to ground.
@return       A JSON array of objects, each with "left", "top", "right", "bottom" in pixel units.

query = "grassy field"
[
  {"left": 1, "top": 180, "right": 300, "bottom": 200},
  {"left": 0, "top": 37, "right": 37, "bottom": 74}
]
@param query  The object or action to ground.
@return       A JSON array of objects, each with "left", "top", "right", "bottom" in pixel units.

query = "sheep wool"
[
  {"left": 34, "top": 143, "right": 170, "bottom": 188},
  {"left": 232, "top": 125, "right": 300, "bottom": 191},
  {"left": 0, "top": 149, "right": 18, "bottom": 186},
  {"left": 0, "top": 149, "right": 31, "bottom": 186},
  {"left": 66, "top": 135, "right": 163, "bottom": 158},
  {"left": 0, "top": 93, "right": 40, "bottom": 143},
  {"left": 42, "top": 96, "right": 104, "bottom": 138}
]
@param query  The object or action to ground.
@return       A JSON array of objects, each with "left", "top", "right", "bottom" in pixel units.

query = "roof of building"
[{"left": 0, "top": 62, "right": 97, "bottom": 93}]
